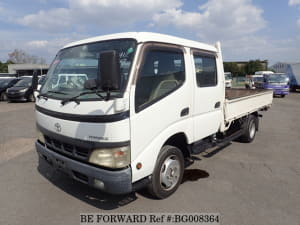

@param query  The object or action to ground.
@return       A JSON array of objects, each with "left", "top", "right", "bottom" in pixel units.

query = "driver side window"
[{"left": 135, "top": 47, "right": 185, "bottom": 112}]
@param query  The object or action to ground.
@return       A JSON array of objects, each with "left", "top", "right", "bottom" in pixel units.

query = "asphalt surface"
[{"left": 0, "top": 94, "right": 299, "bottom": 225}]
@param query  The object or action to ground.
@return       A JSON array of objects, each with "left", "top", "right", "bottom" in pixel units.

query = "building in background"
[
  {"left": 236, "top": 60, "right": 268, "bottom": 71},
  {"left": 271, "top": 62, "right": 300, "bottom": 91},
  {"left": 236, "top": 60, "right": 268, "bottom": 73},
  {"left": 8, "top": 64, "right": 49, "bottom": 77},
  {"left": 0, "top": 73, "right": 16, "bottom": 77},
  {"left": 224, "top": 60, "right": 268, "bottom": 76}
]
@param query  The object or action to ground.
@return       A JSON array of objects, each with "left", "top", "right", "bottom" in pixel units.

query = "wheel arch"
[
  {"left": 131, "top": 129, "right": 192, "bottom": 183},
  {"left": 163, "top": 132, "right": 190, "bottom": 158}
]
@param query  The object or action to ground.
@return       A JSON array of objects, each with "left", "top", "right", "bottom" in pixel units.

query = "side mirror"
[
  {"left": 99, "top": 50, "right": 121, "bottom": 91},
  {"left": 84, "top": 79, "right": 98, "bottom": 90},
  {"left": 32, "top": 70, "right": 38, "bottom": 90}
]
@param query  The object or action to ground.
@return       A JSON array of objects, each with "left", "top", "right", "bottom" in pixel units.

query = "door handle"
[
  {"left": 214, "top": 101, "right": 221, "bottom": 109},
  {"left": 180, "top": 107, "right": 189, "bottom": 117}
]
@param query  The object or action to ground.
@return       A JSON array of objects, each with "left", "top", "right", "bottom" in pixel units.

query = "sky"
[{"left": 0, "top": 0, "right": 299, "bottom": 66}]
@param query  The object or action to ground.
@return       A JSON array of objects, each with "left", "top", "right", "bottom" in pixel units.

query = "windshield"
[
  {"left": 40, "top": 39, "right": 137, "bottom": 100},
  {"left": 265, "top": 74, "right": 288, "bottom": 84},
  {"left": 14, "top": 77, "right": 32, "bottom": 87},
  {"left": 0, "top": 79, "right": 13, "bottom": 87},
  {"left": 224, "top": 73, "right": 232, "bottom": 80},
  {"left": 253, "top": 77, "right": 263, "bottom": 82}
]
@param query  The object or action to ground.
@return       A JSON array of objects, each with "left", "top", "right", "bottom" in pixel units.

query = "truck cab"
[
  {"left": 245, "top": 75, "right": 263, "bottom": 89},
  {"left": 224, "top": 72, "right": 232, "bottom": 88},
  {"left": 261, "top": 73, "right": 290, "bottom": 97},
  {"left": 35, "top": 32, "right": 272, "bottom": 199},
  {"left": 252, "top": 73, "right": 289, "bottom": 97}
]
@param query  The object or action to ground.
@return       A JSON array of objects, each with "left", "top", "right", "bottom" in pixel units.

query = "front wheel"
[
  {"left": 281, "top": 94, "right": 285, "bottom": 98},
  {"left": 148, "top": 145, "right": 184, "bottom": 199},
  {"left": 0, "top": 92, "right": 7, "bottom": 101},
  {"left": 28, "top": 93, "right": 35, "bottom": 102}
]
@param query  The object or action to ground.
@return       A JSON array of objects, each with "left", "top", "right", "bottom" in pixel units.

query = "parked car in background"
[
  {"left": 224, "top": 72, "right": 232, "bottom": 88},
  {"left": 50, "top": 73, "right": 88, "bottom": 89},
  {"left": 6, "top": 76, "right": 35, "bottom": 102},
  {"left": 0, "top": 77, "right": 20, "bottom": 101},
  {"left": 260, "top": 73, "right": 290, "bottom": 97},
  {"left": 245, "top": 75, "right": 263, "bottom": 89}
]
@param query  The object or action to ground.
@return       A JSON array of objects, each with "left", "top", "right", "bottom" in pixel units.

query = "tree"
[
  {"left": 8, "top": 49, "right": 46, "bottom": 64},
  {"left": 223, "top": 62, "right": 240, "bottom": 76},
  {"left": 246, "top": 60, "right": 264, "bottom": 74},
  {"left": 0, "top": 61, "right": 13, "bottom": 73}
]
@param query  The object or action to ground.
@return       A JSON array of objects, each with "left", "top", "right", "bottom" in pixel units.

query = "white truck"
[
  {"left": 224, "top": 72, "right": 232, "bottom": 88},
  {"left": 35, "top": 32, "right": 273, "bottom": 199}
]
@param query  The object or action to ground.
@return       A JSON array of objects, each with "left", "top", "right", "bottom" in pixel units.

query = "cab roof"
[{"left": 63, "top": 32, "right": 218, "bottom": 53}]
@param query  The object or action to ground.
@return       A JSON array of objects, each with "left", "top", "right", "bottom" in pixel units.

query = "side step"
[{"left": 190, "top": 129, "right": 244, "bottom": 155}]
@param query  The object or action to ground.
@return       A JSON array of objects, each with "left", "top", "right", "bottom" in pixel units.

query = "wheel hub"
[{"left": 160, "top": 155, "right": 180, "bottom": 190}]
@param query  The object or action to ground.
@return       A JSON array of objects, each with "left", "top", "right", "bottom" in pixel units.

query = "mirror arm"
[{"left": 105, "top": 89, "right": 111, "bottom": 101}]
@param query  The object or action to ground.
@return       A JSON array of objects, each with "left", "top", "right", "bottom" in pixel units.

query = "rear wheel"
[
  {"left": 238, "top": 115, "right": 258, "bottom": 143},
  {"left": 148, "top": 145, "right": 184, "bottom": 199},
  {"left": 0, "top": 92, "right": 7, "bottom": 101},
  {"left": 281, "top": 94, "right": 285, "bottom": 98}
]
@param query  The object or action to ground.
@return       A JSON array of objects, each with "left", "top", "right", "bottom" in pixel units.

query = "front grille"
[{"left": 44, "top": 135, "right": 91, "bottom": 161}]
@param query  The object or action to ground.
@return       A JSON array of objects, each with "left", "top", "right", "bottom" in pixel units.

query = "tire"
[
  {"left": 281, "top": 94, "right": 285, "bottom": 98},
  {"left": 0, "top": 92, "right": 7, "bottom": 101},
  {"left": 238, "top": 115, "right": 258, "bottom": 143},
  {"left": 148, "top": 145, "right": 184, "bottom": 199},
  {"left": 28, "top": 93, "right": 35, "bottom": 102}
]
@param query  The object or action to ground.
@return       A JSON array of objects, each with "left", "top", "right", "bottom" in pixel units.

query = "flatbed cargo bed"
[
  {"left": 224, "top": 88, "right": 273, "bottom": 122},
  {"left": 225, "top": 89, "right": 270, "bottom": 100}
]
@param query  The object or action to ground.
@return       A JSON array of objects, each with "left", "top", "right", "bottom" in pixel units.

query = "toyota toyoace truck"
[{"left": 35, "top": 32, "right": 273, "bottom": 199}]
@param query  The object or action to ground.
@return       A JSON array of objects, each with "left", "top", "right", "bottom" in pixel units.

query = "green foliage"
[
  {"left": 224, "top": 62, "right": 239, "bottom": 75},
  {"left": 245, "top": 60, "right": 264, "bottom": 74},
  {"left": 0, "top": 61, "right": 11, "bottom": 73},
  {"left": 224, "top": 59, "right": 266, "bottom": 76}
]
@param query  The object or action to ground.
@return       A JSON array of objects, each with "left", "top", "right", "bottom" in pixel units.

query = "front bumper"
[
  {"left": 7, "top": 92, "right": 27, "bottom": 101},
  {"left": 36, "top": 141, "right": 133, "bottom": 194},
  {"left": 273, "top": 90, "right": 289, "bottom": 95}
]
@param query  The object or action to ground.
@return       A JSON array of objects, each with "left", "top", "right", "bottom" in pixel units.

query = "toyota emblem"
[{"left": 54, "top": 123, "right": 61, "bottom": 132}]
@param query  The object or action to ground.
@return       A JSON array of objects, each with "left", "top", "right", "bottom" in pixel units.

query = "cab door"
[
  {"left": 191, "top": 51, "right": 223, "bottom": 141},
  {"left": 129, "top": 43, "right": 193, "bottom": 182}
]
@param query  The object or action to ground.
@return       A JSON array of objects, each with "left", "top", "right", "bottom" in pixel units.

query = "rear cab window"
[{"left": 193, "top": 53, "right": 217, "bottom": 87}]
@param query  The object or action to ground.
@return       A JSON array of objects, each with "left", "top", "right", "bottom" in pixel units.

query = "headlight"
[
  {"left": 19, "top": 88, "right": 28, "bottom": 93},
  {"left": 37, "top": 128, "right": 45, "bottom": 144},
  {"left": 89, "top": 146, "right": 130, "bottom": 168}
]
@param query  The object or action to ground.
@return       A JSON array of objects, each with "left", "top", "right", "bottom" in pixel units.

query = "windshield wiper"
[
  {"left": 37, "top": 91, "right": 67, "bottom": 100},
  {"left": 61, "top": 90, "right": 104, "bottom": 105}
]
